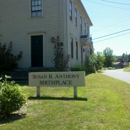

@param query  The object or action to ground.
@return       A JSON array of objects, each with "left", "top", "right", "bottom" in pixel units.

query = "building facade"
[{"left": 0, "top": 0, "right": 93, "bottom": 69}]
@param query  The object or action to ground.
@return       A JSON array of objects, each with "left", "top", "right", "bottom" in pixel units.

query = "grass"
[
  {"left": 124, "top": 62, "right": 130, "bottom": 72},
  {"left": 0, "top": 73, "right": 130, "bottom": 130}
]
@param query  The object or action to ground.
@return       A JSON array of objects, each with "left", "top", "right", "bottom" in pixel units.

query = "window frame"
[{"left": 31, "top": 0, "right": 42, "bottom": 17}]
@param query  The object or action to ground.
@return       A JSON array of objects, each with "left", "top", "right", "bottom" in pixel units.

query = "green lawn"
[
  {"left": 124, "top": 67, "right": 130, "bottom": 72},
  {"left": 0, "top": 73, "right": 130, "bottom": 130}
]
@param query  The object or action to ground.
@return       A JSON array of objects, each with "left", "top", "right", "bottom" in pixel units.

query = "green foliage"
[
  {"left": 71, "top": 53, "right": 104, "bottom": 73},
  {"left": 0, "top": 42, "right": 22, "bottom": 71},
  {"left": 0, "top": 75, "right": 27, "bottom": 117},
  {"left": 124, "top": 62, "right": 130, "bottom": 72},
  {"left": 71, "top": 65, "right": 86, "bottom": 71},
  {"left": 85, "top": 53, "right": 104, "bottom": 72},
  {"left": 85, "top": 55, "right": 96, "bottom": 73},
  {"left": 96, "top": 52, "right": 105, "bottom": 69},
  {"left": 122, "top": 53, "right": 127, "bottom": 62},
  {"left": 53, "top": 36, "right": 70, "bottom": 71},
  {"left": 103, "top": 47, "right": 114, "bottom": 67}
]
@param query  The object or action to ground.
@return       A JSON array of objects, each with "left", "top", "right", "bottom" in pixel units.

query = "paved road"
[{"left": 102, "top": 69, "right": 130, "bottom": 84}]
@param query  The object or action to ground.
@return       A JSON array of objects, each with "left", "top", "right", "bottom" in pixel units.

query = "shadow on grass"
[
  {"left": 28, "top": 96, "right": 87, "bottom": 101},
  {"left": 0, "top": 113, "right": 26, "bottom": 124}
]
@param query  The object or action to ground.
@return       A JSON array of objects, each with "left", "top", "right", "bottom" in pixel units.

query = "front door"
[{"left": 31, "top": 35, "right": 43, "bottom": 67}]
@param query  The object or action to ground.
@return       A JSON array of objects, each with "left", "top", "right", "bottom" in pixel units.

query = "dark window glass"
[
  {"left": 84, "top": 23, "right": 87, "bottom": 35},
  {"left": 80, "top": 16, "right": 82, "bottom": 34},
  {"left": 75, "top": 8, "right": 77, "bottom": 26},
  {"left": 70, "top": 37, "right": 73, "bottom": 58},
  {"left": 69, "top": 0, "right": 72, "bottom": 20},
  {"left": 76, "top": 41, "right": 78, "bottom": 60}
]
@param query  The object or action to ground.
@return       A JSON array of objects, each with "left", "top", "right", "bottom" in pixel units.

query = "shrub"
[
  {"left": 71, "top": 65, "right": 86, "bottom": 71},
  {"left": 53, "top": 36, "right": 70, "bottom": 71},
  {"left": 84, "top": 56, "right": 96, "bottom": 73},
  {"left": 0, "top": 75, "right": 27, "bottom": 117},
  {"left": 0, "top": 42, "right": 22, "bottom": 71}
]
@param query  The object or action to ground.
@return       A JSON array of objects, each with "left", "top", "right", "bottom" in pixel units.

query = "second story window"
[
  {"left": 31, "top": 0, "right": 42, "bottom": 17},
  {"left": 75, "top": 8, "right": 77, "bottom": 26},
  {"left": 80, "top": 16, "right": 82, "bottom": 34},
  {"left": 69, "top": 0, "right": 72, "bottom": 20},
  {"left": 84, "top": 23, "right": 87, "bottom": 35}
]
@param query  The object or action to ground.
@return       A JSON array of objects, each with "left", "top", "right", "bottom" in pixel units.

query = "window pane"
[
  {"left": 32, "top": 7, "right": 35, "bottom": 11},
  {"left": 35, "top": 1, "right": 38, "bottom": 5},
  {"left": 37, "top": 11, "right": 41, "bottom": 16},
  {"left": 32, "top": 12, "right": 36, "bottom": 17},
  {"left": 76, "top": 42, "right": 78, "bottom": 60},
  {"left": 32, "top": 1, "right": 35, "bottom": 6},
  {"left": 70, "top": 37, "right": 73, "bottom": 58},
  {"left": 38, "top": 0, "right": 41, "bottom": 5},
  {"left": 69, "top": 0, "right": 72, "bottom": 20}
]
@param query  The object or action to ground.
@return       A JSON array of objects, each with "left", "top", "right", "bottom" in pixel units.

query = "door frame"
[{"left": 29, "top": 33, "right": 45, "bottom": 67}]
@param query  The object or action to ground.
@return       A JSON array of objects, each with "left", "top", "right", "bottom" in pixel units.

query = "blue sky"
[{"left": 81, "top": 0, "right": 130, "bottom": 56}]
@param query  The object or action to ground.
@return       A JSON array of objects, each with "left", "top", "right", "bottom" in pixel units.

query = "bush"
[
  {"left": 0, "top": 75, "right": 27, "bottom": 117},
  {"left": 0, "top": 42, "right": 22, "bottom": 71},
  {"left": 53, "top": 36, "right": 70, "bottom": 71},
  {"left": 71, "top": 65, "right": 86, "bottom": 71}
]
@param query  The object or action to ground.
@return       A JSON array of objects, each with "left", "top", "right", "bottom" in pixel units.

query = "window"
[
  {"left": 80, "top": 16, "right": 82, "bottom": 34},
  {"left": 84, "top": 23, "right": 87, "bottom": 35},
  {"left": 76, "top": 41, "right": 78, "bottom": 60},
  {"left": 69, "top": 0, "right": 72, "bottom": 20},
  {"left": 75, "top": 8, "right": 77, "bottom": 26},
  {"left": 31, "top": 0, "right": 42, "bottom": 17},
  {"left": 70, "top": 37, "right": 73, "bottom": 58},
  {"left": 0, "top": 36, "right": 2, "bottom": 43}
]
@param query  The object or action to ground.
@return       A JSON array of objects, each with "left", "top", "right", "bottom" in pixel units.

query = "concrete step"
[{"left": 10, "top": 67, "right": 50, "bottom": 81}]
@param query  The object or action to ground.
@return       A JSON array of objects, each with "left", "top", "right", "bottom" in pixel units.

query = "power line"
[
  {"left": 101, "top": 0, "right": 130, "bottom": 5},
  {"left": 94, "top": 32, "right": 130, "bottom": 43},
  {"left": 93, "top": 29, "right": 130, "bottom": 40},
  {"left": 87, "top": 0, "right": 130, "bottom": 10}
]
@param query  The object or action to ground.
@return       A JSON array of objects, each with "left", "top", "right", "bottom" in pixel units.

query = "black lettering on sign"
[
  {"left": 33, "top": 75, "right": 47, "bottom": 79},
  {"left": 49, "top": 74, "right": 53, "bottom": 79}
]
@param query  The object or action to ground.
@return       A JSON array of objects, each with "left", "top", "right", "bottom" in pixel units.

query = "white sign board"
[{"left": 29, "top": 71, "right": 85, "bottom": 87}]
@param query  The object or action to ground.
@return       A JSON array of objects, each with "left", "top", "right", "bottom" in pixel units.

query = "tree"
[
  {"left": 128, "top": 54, "right": 130, "bottom": 62},
  {"left": 103, "top": 47, "right": 114, "bottom": 67},
  {"left": 85, "top": 52, "right": 104, "bottom": 72},
  {"left": 96, "top": 52, "right": 105, "bottom": 69},
  {"left": 53, "top": 36, "right": 70, "bottom": 71},
  {"left": 122, "top": 53, "right": 127, "bottom": 62}
]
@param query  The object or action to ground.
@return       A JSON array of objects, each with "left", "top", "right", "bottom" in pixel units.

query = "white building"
[{"left": 0, "top": 0, "right": 93, "bottom": 69}]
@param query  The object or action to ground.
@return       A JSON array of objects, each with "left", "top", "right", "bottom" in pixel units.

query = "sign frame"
[{"left": 29, "top": 71, "right": 85, "bottom": 98}]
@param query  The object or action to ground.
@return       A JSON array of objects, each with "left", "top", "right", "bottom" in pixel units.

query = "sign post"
[
  {"left": 29, "top": 71, "right": 85, "bottom": 98},
  {"left": 37, "top": 86, "right": 40, "bottom": 97},
  {"left": 74, "top": 86, "right": 77, "bottom": 98}
]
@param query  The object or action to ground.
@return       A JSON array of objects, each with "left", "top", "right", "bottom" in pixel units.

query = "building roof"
[{"left": 78, "top": 0, "right": 93, "bottom": 26}]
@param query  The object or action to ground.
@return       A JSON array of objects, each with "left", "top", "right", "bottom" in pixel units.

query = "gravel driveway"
[{"left": 102, "top": 69, "right": 130, "bottom": 84}]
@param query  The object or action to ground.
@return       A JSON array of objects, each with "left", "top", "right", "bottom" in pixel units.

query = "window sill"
[{"left": 29, "top": 16, "right": 44, "bottom": 19}]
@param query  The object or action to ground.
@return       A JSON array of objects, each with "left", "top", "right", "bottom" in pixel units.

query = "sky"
[{"left": 81, "top": 0, "right": 130, "bottom": 56}]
